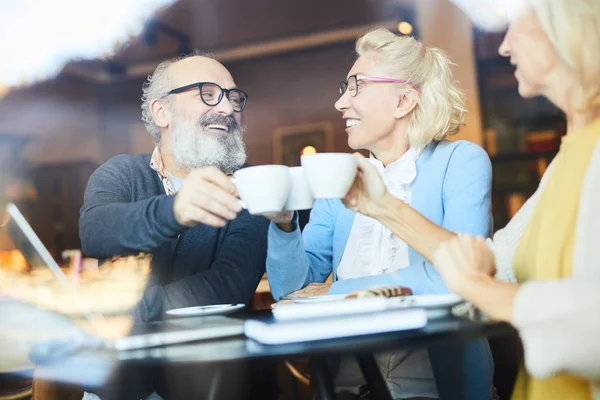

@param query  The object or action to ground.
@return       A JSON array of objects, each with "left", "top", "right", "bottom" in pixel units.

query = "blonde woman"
[
  {"left": 344, "top": 1, "right": 600, "bottom": 399},
  {"left": 266, "top": 29, "right": 494, "bottom": 399}
]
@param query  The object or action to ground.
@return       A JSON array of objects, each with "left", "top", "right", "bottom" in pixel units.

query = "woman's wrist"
[
  {"left": 369, "top": 191, "right": 402, "bottom": 219},
  {"left": 462, "top": 275, "right": 520, "bottom": 322},
  {"left": 461, "top": 273, "right": 494, "bottom": 302}
]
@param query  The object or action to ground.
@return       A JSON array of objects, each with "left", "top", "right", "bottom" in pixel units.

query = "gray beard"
[{"left": 168, "top": 114, "right": 247, "bottom": 174}]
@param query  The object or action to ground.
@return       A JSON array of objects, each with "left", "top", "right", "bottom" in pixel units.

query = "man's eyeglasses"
[
  {"left": 339, "top": 74, "right": 422, "bottom": 97},
  {"left": 165, "top": 82, "right": 249, "bottom": 112}
]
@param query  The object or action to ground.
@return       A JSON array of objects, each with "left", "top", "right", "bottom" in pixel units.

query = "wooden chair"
[
  {"left": 0, "top": 369, "right": 33, "bottom": 400},
  {"left": 30, "top": 376, "right": 83, "bottom": 400}
]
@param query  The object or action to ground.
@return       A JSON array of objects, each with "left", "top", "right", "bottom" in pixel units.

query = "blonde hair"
[
  {"left": 532, "top": 0, "right": 600, "bottom": 110},
  {"left": 356, "top": 28, "right": 466, "bottom": 150}
]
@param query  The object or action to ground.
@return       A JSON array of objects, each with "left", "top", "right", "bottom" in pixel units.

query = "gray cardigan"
[{"left": 79, "top": 154, "right": 269, "bottom": 322}]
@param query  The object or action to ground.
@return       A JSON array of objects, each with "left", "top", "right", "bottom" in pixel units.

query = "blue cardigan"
[
  {"left": 267, "top": 140, "right": 495, "bottom": 400},
  {"left": 267, "top": 140, "right": 492, "bottom": 299}
]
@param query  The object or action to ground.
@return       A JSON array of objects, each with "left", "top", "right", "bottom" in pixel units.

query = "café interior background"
[{"left": 0, "top": 0, "right": 563, "bottom": 260}]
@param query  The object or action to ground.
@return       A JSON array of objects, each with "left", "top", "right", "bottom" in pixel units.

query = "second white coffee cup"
[
  {"left": 284, "top": 167, "right": 315, "bottom": 211},
  {"left": 301, "top": 153, "right": 357, "bottom": 199}
]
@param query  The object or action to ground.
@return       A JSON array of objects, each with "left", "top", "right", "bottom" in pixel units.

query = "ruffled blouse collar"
[{"left": 354, "top": 148, "right": 419, "bottom": 275}]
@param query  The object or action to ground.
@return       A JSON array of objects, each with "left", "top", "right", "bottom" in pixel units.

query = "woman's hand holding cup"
[{"left": 343, "top": 152, "right": 390, "bottom": 218}]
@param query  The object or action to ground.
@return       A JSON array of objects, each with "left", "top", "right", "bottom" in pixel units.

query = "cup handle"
[{"left": 230, "top": 178, "right": 248, "bottom": 210}]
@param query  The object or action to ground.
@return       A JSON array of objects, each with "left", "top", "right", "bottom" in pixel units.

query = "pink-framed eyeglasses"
[{"left": 339, "top": 74, "right": 422, "bottom": 97}]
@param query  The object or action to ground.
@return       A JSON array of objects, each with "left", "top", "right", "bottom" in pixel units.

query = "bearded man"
[{"left": 79, "top": 52, "right": 269, "bottom": 322}]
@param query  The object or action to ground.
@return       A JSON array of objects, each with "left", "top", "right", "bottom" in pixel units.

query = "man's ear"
[
  {"left": 393, "top": 92, "right": 418, "bottom": 120},
  {"left": 150, "top": 99, "right": 171, "bottom": 129}
]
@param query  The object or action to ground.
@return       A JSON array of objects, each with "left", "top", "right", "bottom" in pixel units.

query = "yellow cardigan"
[{"left": 489, "top": 118, "right": 600, "bottom": 400}]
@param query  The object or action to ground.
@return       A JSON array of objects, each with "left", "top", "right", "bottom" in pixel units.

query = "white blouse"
[
  {"left": 337, "top": 148, "right": 418, "bottom": 280},
  {"left": 334, "top": 148, "right": 438, "bottom": 398}
]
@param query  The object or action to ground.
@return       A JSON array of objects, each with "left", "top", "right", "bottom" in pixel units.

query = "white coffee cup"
[
  {"left": 232, "top": 165, "right": 291, "bottom": 215},
  {"left": 284, "top": 167, "right": 315, "bottom": 211},
  {"left": 301, "top": 153, "right": 357, "bottom": 199}
]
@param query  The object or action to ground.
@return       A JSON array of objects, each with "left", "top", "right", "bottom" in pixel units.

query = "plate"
[
  {"left": 389, "top": 294, "right": 464, "bottom": 318},
  {"left": 165, "top": 304, "right": 245, "bottom": 317},
  {"left": 280, "top": 294, "right": 347, "bottom": 304}
]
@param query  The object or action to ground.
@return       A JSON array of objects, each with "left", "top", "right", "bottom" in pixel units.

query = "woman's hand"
[
  {"left": 343, "top": 152, "right": 390, "bottom": 218},
  {"left": 432, "top": 234, "right": 496, "bottom": 297},
  {"left": 288, "top": 282, "right": 331, "bottom": 298},
  {"left": 271, "top": 283, "right": 332, "bottom": 308},
  {"left": 433, "top": 234, "right": 520, "bottom": 322}
]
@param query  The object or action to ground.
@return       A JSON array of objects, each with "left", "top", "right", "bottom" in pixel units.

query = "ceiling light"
[{"left": 397, "top": 21, "right": 413, "bottom": 35}]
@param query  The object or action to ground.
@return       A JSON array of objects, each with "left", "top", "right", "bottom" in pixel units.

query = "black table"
[{"left": 30, "top": 312, "right": 514, "bottom": 400}]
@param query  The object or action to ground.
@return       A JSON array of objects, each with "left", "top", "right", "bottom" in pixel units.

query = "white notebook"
[{"left": 245, "top": 308, "right": 427, "bottom": 345}]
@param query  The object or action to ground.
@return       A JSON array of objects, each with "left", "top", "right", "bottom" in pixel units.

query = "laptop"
[{"left": 3, "top": 203, "right": 245, "bottom": 356}]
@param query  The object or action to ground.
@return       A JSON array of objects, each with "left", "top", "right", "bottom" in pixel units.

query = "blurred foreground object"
[
  {"left": 0, "top": 0, "right": 175, "bottom": 88},
  {"left": 449, "top": 0, "right": 528, "bottom": 31},
  {"left": 0, "top": 249, "right": 28, "bottom": 273},
  {"left": 0, "top": 254, "right": 150, "bottom": 340},
  {"left": 0, "top": 299, "right": 82, "bottom": 373}
]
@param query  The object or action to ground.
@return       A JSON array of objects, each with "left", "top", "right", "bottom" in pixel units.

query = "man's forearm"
[{"left": 80, "top": 195, "right": 185, "bottom": 258}]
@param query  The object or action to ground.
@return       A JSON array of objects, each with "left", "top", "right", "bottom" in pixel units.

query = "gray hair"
[{"left": 141, "top": 50, "right": 215, "bottom": 144}]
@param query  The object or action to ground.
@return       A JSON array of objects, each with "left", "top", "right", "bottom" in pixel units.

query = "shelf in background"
[
  {"left": 492, "top": 186, "right": 538, "bottom": 195},
  {"left": 491, "top": 150, "right": 557, "bottom": 164}
]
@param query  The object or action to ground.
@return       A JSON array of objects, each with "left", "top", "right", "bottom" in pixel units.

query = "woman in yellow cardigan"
[{"left": 342, "top": 0, "right": 600, "bottom": 399}]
